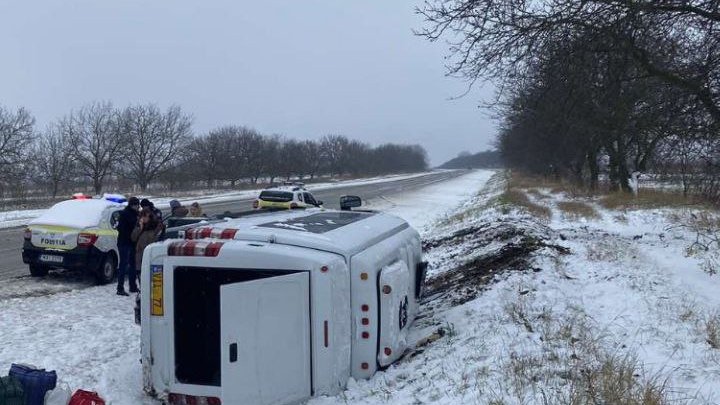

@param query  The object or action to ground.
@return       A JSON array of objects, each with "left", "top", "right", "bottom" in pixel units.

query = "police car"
[
  {"left": 252, "top": 182, "right": 323, "bottom": 210},
  {"left": 21, "top": 194, "right": 126, "bottom": 284}
]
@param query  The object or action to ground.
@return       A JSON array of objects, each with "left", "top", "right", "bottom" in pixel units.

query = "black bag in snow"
[
  {"left": 0, "top": 375, "right": 25, "bottom": 405},
  {"left": 8, "top": 364, "right": 56, "bottom": 405}
]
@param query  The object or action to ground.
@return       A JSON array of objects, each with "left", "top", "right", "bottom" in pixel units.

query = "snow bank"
[
  {"left": 0, "top": 286, "right": 149, "bottom": 404},
  {"left": 363, "top": 170, "right": 495, "bottom": 233},
  {"left": 310, "top": 173, "right": 720, "bottom": 404},
  {"left": 0, "top": 209, "right": 47, "bottom": 229}
]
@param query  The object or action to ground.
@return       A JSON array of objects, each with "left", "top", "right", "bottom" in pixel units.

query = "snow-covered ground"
[
  {"left": 311, "top": 173, "right": 720, "bottom": 404},
  {"left": 3, "top": 169, "right": 718, "bottom": 404},
  {"left": 0, "top": 170, "right": 492, "bottom": 404},
  {"left": 0, "top": 171, "right": 437, "bottom": 229}
]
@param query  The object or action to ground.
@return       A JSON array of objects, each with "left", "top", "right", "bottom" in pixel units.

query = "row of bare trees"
[
  {"left": 185, "top": 128, "right": 428, "bottom": 188},
  {"left": 419, "top": 0, "right": 720, "bottom": 200},
  {"left": 0, "top": 102, "right": 428, "bottom": 200},
  {"left": 27, "top": 101, "right": 192, "bottom": 196}
]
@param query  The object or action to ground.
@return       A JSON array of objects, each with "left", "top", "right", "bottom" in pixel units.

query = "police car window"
[
  {"left": 297, "top": 193, "right": 304, "bottom": 202},
  {"left": 110, "top": 210, "right": 122, "bottom": 229},
  {"left": 259, "top": 191, "right": 294, "bottom": 202},
  {"left": 303, "top": 193, "right": 317, "bottom": 205}
]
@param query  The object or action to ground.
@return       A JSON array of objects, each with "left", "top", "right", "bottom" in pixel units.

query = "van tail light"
[
  {"left": 77, "top": 233, "right": 98, "bottom": 247},
  {"left": 168, "top": 393, "right": 221, "bottom": 405},
  {"left": 168, "top": 240, "right": 224, "bottom": 257},
  {"left": 185, "top": 227, "right": 237, "bottom": 240},
  {"left": 252, "top": 200, "right": 259, "bottom": 209},
  {"left": 23, "top": 228, "right": 31, "bottom": 240}
]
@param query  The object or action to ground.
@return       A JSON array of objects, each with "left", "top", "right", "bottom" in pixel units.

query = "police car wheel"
[
  {"left": 29, "top": 265, "right": 49, "bottom": 277},
  {"left": 95, "top": 255, "right": 117, "bottom": 285}
]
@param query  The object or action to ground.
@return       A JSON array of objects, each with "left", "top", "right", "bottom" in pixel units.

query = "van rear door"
[
  {"left": 378, "top": 260, "right": 410, "bottom": 367},
  {"left": 220, "top": 272, "right": 311, "bottom": 405}
]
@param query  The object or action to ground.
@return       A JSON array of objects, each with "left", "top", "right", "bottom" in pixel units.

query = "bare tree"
[
  {"left": 418, "top": 0, "right": 720, "bottom": 125},
  {"left": 188, "top": 133, "right": 225, "bottom": 187},
  {"left": 61, "top": 101, "right": 123, "bottom": 194},
  {"left": 299, "top": 140, "right": 322, "bottom": 180},
  {"left": 261, "top": 135, "right": 283, "bottom": 184},
  {"left": 0, "top": 105, "right": 35, "bottom": 178},
  {"left": 32, "top": 123, "right": 75, "bottom": 198},
  {"left": 242, "top": 129, "right": 266, "bottom": 184},
  {"left": 120, "top": 104, "right": 193, "bottom": 191},
  {"left": 320, "top": 135, "right": 350, "bottom": 176}
]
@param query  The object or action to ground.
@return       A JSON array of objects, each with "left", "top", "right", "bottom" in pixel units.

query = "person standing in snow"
[
  {"left": 132, "top": 208, "right": 161, "bottom": 284},
  {"left": 116, "top": 196, "right": 140, "bottom": 296}
]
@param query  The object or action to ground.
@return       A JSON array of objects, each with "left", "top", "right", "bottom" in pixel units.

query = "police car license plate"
[{"left": 39, "top": 254, "right": 63, "bottom": 264}]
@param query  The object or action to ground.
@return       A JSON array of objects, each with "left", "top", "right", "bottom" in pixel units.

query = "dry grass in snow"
[{"left": 311, "top": 170, "right": 720, "bottom": 405}]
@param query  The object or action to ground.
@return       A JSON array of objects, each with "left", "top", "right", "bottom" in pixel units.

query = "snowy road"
[
  {"left": 0, "top": 169, "right": 495, "bottom": 405},
  {"left": 0, "top": 170, "right": 464, "bottom": 284}
]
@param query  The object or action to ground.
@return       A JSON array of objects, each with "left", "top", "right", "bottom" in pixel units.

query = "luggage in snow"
[
  {"left": 0, "top": 375, "right": 24, "bottom": 405},
  {"left": 68, "top": 390, "right": 105, "bottom": 405},
  {"left": 8, "top": 364, "right": 56, "bottom": 405},
  {"left": 44, "top": 383, "right": 71, "bottom": 405}
]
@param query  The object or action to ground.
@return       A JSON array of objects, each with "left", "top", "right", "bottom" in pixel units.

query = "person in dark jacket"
[
  {"left": 116, "top": 196, "right": 140, "bottom": 296},
  {"left": 140, "top": 198, "right": 163, "bottom": 220}
]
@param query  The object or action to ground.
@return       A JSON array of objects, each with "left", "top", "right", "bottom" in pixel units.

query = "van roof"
[{"left": 208, "top": 208, "right": 410, "bottom": 257}]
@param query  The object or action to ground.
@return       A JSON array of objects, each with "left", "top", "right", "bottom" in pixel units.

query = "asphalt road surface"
[{"left": 0, "top": 170, "right": 465, "bottom": 284}]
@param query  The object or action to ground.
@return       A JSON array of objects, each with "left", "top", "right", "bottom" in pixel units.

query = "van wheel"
[
  {"left": 29, "top": 265, "right": 49, "bottom": 277},
  {"left": 95, "top": 255, "right": 117, "bottom": 285}
]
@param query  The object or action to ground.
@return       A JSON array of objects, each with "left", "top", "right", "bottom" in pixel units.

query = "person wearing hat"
[
  {"left": 140, "top": 198, "right": 163, "bottom": 221},
  {"left": 116, "top": 196, "right": 140, "bottom": 296},
  {"left": 169, "top": 199, "right": 189, "bottom": 218}
]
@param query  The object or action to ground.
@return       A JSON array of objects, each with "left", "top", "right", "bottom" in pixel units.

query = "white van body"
[{"left": 140, "top": 208, "right": 425, "bottom": 404}]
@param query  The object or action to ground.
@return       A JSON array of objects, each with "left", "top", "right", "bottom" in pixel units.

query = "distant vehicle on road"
[
  {"left": 21, "top": 194, "right": 126, "bottom": 284},
  {"left": 252, "top": 182, "right": 323, "bottom": 210}
]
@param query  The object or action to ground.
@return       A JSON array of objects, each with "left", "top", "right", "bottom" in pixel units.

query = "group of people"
[
  {"left": 115, "top": 198, "right": 204, "bottom": 296},
  {"left": 169, "top": 199, "right": 204, "bottom": 217},
  {"left": 115, "top": 197, "right": 163, "bottom": 296}
]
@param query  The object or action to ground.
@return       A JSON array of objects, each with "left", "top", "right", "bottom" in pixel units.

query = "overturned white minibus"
[{"left": 140, "top": 206, "right": 427, "bottom": 405}]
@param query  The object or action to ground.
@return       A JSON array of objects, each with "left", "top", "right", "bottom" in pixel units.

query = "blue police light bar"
[{"left": 103, "top": 193, "right": 127, "bottom": 203}]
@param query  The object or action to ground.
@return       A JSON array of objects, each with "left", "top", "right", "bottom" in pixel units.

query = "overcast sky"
[{"left": 0, "top": 0, "right": 496, "bottom": 166}]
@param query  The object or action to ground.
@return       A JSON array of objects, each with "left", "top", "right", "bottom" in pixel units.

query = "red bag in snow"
[{"left": 68, "top": 390, "right": 105, "bottom": 405}]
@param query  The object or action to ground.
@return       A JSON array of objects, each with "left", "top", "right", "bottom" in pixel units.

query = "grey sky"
[{"left": 1, "top": 0, "right": 496, "bottom": 166}]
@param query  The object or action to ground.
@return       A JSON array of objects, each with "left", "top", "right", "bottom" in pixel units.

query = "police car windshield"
[{"left": 259, "top": 190, "right": 294, "bottom": 202}]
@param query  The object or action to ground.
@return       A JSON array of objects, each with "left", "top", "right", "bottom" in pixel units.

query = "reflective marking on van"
[{"left": 151, "top": 265, "right": 164, "bottom": 316}]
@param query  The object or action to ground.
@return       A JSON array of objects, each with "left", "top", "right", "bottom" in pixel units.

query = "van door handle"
[{"left": 229, "top": 343, "right": 238, "bottom": 363}]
